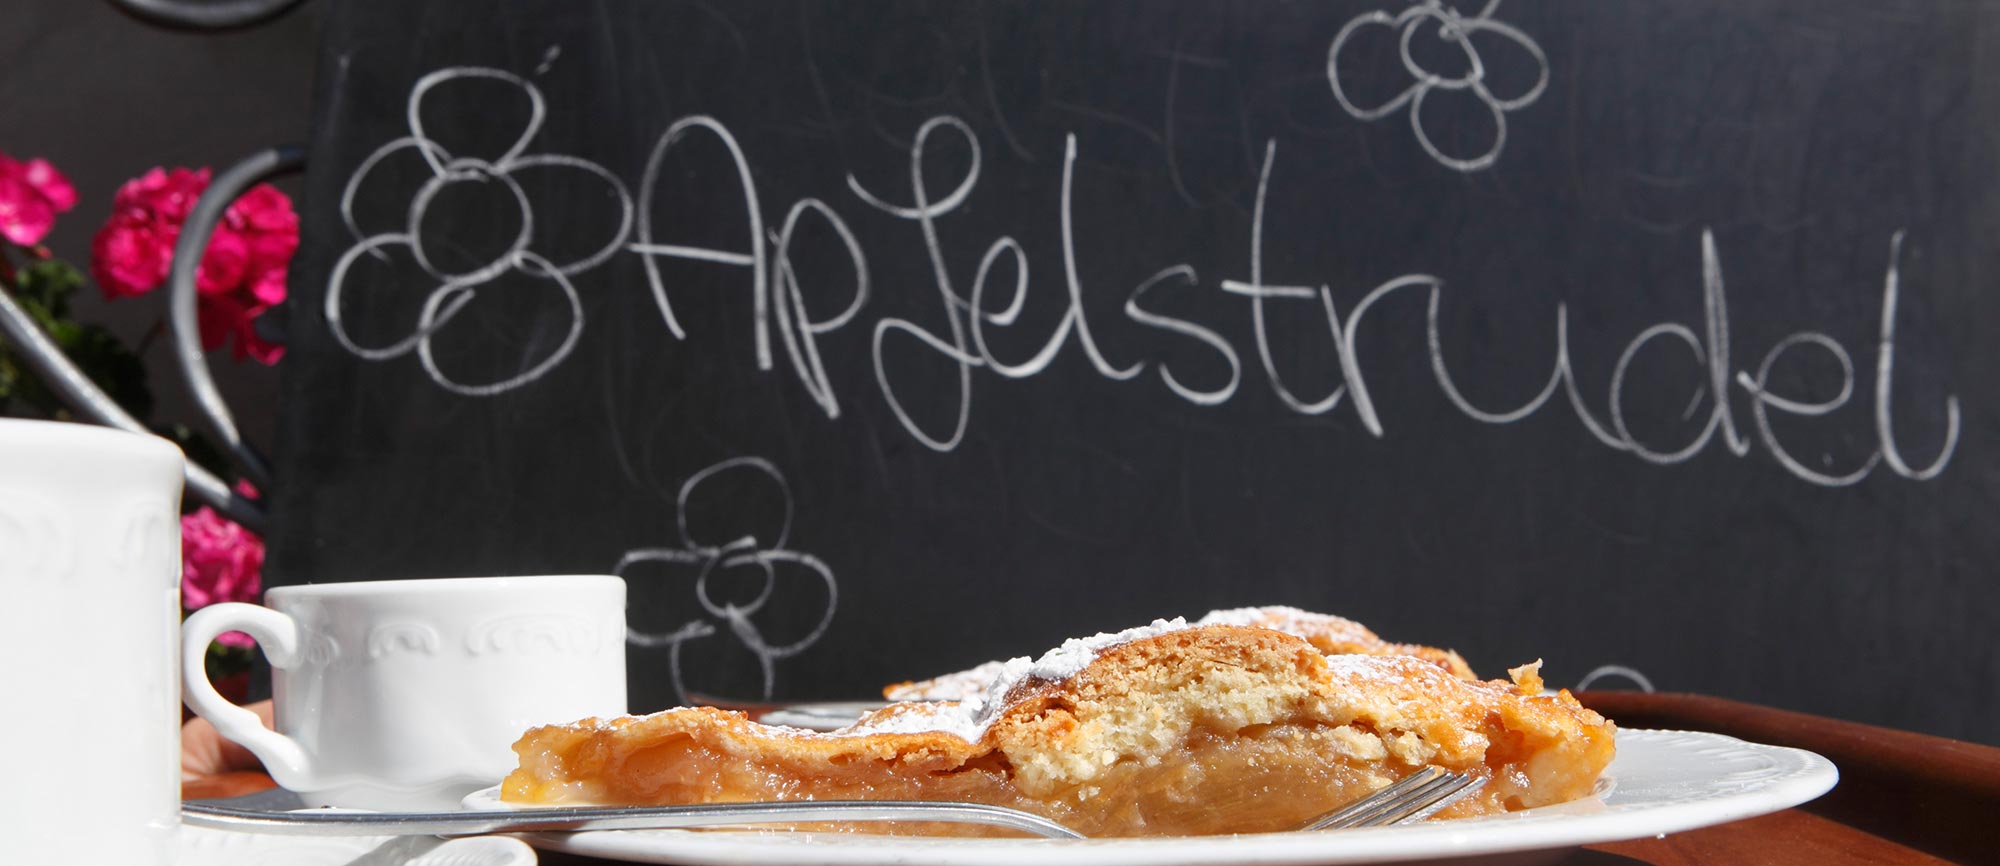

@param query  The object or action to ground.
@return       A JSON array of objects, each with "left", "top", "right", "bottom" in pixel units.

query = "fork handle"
[{"left": 182, "top": 799, "right": 1086, "bottom": 840}]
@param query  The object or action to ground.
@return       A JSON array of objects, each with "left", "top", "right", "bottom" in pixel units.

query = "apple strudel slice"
[{"left": 503, "top": 621, "right": 1615, "bottom": 837}]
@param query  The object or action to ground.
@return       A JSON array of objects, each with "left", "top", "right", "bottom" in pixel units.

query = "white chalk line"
[
  {"left": 329, "top": 68, "right": 1964, "bottom": 490},
  {"left": 618, "top": 457, "right": 837, "bottom": 703},
  {"left": 1327, "top": 0, "right": 1550, "bottom": 172}
]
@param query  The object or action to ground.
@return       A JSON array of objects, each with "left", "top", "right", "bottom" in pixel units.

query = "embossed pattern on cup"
[
  {"left": 0, "top": 490, "right": 70, "bottom": 580},
  {"left": 466, "top": 612, "right": 602, "bottom": 656},
  {"left": 110, "top": 497, "right": 179, "bottom": 577},
  {"left": 183, "top": 574, "right": 628, "bottom": 810},
  {"left": 368, "top": 622, "right": 443, "bottom": 659}
]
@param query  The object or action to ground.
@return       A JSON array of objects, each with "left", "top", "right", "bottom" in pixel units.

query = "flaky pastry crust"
[
  {"left": 504, "top": 625, "right": 1614, "bottom": 836},
  {"left": 884, "top": 606, "right": 1475, "bottom": 701}
]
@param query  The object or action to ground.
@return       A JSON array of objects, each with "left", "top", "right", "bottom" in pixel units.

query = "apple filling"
[
  {"left": 504, "top": 623, "right": 1616, "bottom": 837},
  {"left": 507, "top": 717, "right": 1601, "bottom": 837}
]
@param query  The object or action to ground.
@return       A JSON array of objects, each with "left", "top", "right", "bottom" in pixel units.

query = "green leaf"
[
  {"left": 43, "top": 316, "right": 81, "bottom": 343},
  {"left": 14, "top": 259, "right": 82, "bottom": 319},
  {"left": 0, "top": 258, "right": 154, "bottom": 422},
  {"left": 204, "top": 637, "right": 256, "bottom": 679},
  {"left": 0, "top": 321, "right": 64, "bottom": 417},
  {"left": 59, "top": 322, "right": 154, "bottom": 421},
  {"left": 0, "top": 349, "right": 19, "bottom": 403},
  {"left": 13, "top": 293, "right": 60, "bottom": 334},
  {"left": 0, "top": 275, "right": 154, "bottom": 421},
  {"left": 162, "top": 423, "right": 233, "bottom": 485}
]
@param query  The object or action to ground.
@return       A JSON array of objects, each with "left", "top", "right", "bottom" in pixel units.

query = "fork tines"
[{"left": 1302, "top": 767, "right": 1489, "bottom": 831}]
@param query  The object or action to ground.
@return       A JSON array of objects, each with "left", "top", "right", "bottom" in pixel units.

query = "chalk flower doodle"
[
  {"left": 616, "top": 458, "right": 837, "bottom": 703},
  {"left": 1327, "top": 0, "right": 1549, "bottom": 172},
  {"left": 327, "top": 67, "right": 633, "bottom": 395}
]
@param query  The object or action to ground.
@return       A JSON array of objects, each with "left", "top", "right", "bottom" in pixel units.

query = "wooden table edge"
[{"left": 1576, "top": 690, "right": 1999, "bottom": 864}]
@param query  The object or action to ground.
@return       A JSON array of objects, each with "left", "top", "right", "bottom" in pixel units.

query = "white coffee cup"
[
  {"left": 182, "top": 574, "right": 627, "bottom": 810},
  {"left": 0, "top": 418, "right": 186, "bottom": 865}
]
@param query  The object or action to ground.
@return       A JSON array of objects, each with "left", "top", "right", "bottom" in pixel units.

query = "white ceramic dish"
[
  {"left": 180, "top": 823, "right": 537, "bottom": 866},
  {"left": 463, "top": 727, "right": 1835, "bottom": 865}
]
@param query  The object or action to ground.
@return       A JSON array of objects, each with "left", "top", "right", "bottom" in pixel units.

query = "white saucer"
[{"left": 181, "top": 823, "right": 538, "bottom": 866}]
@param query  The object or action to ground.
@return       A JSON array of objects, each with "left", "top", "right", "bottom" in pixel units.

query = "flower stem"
[{"left": 134, "top": 318, "right": 166, "bottom": 356}]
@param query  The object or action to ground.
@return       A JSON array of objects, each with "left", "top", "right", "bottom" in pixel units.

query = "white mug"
[
  {"left": 183, "top": 574, "right": 627, "bottom": 810},
  {"left": 0, "top": 418, "right": 185, "bottom": 865}
]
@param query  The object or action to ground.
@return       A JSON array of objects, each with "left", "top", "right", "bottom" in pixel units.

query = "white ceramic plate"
[
  {"left": 181, "top": 823, "right": 538, "bottom": 866},
  {"left": 470, "top": 728, "right": 1835, "bottom": 865}
]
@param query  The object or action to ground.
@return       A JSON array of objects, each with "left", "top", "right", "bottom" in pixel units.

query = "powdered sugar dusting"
[
  {"left": 887, "top": 608, "right": 1364, "bottom": 702},
  {"left": 1320, "top": 650, "right": 1418, "bottom": 683},
  {"left": 828, "top": 655, "right": 1028, "bottom": 742},
  {"left": 834, "top": 618, "right": 1196, "bottom": 742},
  {"left": 1196, "top": 605, "right": 1376, "bottom": 642},
  {"left": 830, "top": 653, "right": 1456, "bottom": 743},
  {"left": 883, "top": 658, "right": 1011, "bottom": 702},
  {"left": 1029, "top": 617, "right": 1191, "bottom": 681},
  {"left": 836, "top": 700, "right": 991, "bottom": 741},
  {"left": 592, "top": 608, "right": 1466, "bottom": 746},
  {"left": 850, "top": 607, "right": 1434, "bottom": 740},
  {"left": 1195, "top": 605, "right": 1307, "bottom": 627}
]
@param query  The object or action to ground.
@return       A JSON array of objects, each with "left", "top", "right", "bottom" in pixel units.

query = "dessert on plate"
[{"left": 502, "top": 614, "right": 1616, "bottom": 837}]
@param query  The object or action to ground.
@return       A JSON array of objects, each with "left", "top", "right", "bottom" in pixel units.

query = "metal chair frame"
[{"left": 0, "top": 145, "right": 304, "bottom": 530}]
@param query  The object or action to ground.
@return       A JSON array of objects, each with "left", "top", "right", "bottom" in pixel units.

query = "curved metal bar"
[
  {"left": 104, "top": 0, "right": 308, "bottom": 31},
  {"left": 168, "top": 145, "right": 306, "bottom": 492},
  {"left": 0, "top": 284, "right": 266, "bottom": 530}
]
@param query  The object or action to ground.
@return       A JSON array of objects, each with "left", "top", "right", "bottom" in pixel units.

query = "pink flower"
[
  {"left": 181, "top": 486, "right": 266, "bottom": 647},
  {"left": 89, "top": 217, "right": 174, "bottom": 299},
  {"left": 196, "top": 225, "right": 249, "bottom": 296},
  {"left": 197, "top": 291, "right": 286, "bottom": 365},
  {"left": 90, "top": 167, "right": 295, "bottom": 365},
  {"left": 210, "top": 184, "right": 295, "bottom": 364},
  {"left": 230, "top": 184, "right": 300, "bottom": 277},
  {"left": 0, "top": 153, "right": 78, "bottom": 247},
  {"left": 91, "top": 167, "right": 209, "bottom": 298},
  {"left": 249, "top": 265, "right": 288, "bottom": 306}
]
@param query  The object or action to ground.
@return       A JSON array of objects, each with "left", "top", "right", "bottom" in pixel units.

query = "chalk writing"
[
  {"left": 1326, "top": 0, "right": 1549, "bottom": 171},
  {"left": 329, "top": 67, "right": 633, "bottom": 395},
  {"left": 330, "top": 67, "right": 1964, "bottom": 487},
  {"left": 617, "top": 458, "right": 837, "bottom": 703},
  {"left": 1576, "top": 665, "right": 1657, "bottom": 693},
  {"left": 847, "top": 126, "right": 1147, "bottom": 450}
]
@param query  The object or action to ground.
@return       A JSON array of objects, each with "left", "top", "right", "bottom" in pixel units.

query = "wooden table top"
[
  {"left": 185, "top": 691, "right": 2000, "bottom": 865},
  {"left": 1567, "top": 691, "right": 1998, "bottom": 865}
]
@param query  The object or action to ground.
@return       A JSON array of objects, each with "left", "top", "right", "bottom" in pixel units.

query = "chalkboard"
[{"left": 273, "top": 0, "right": 1999, "bottom": 744}]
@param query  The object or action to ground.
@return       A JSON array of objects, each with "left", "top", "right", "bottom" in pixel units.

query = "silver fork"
[
  {"left": 1300, "top": 767, "right": 1488, "bottom": 830},
  {"left": 182, "top": 768, "right": 1484, "bottom": 840}
]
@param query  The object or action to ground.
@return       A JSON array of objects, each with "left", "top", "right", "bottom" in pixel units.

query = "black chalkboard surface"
[{"left": 274, "top": 0, "right": 1998, "bottom": 743}]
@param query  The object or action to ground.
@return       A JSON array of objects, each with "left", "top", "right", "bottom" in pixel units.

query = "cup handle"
[{"left": 182, "top": 602, "right": 315, "bottom": 789}]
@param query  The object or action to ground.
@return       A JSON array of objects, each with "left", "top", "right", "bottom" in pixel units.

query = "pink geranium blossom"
[
  {"left": 0, "top": 153, "right": 78, "bottom": 246},
  {"left": 197, "top": 292, "right": 286, "bottom": 365},
  {"left": 91, "top": 167, "right": 211, "bottom": 299},
  {"left": 90, "top": 167, "right": 295, "bottom": 364},
  {"left": 207, "top": 184, "right": 296, "bottom": 363},
  {"left": 181, "top": 484, "right": 267, "bottom": 648}
]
